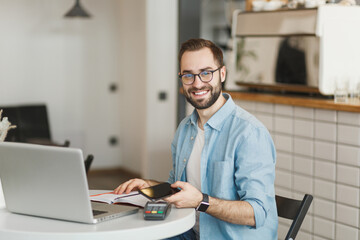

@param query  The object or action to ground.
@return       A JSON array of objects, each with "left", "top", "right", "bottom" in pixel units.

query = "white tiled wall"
[{"left": 235, "top": 99, "right": 360, "bottom": 240}]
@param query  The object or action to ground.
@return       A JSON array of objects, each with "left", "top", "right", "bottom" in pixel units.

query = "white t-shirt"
[
  {"left": 186, "top": 126, "right": 204, "bottom": 191},
  {"left": 186, "top": 125, "right": 204, "bottom": 238}
]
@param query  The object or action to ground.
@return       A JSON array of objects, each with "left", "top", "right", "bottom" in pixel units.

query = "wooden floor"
[{"left": 87, "top": 168, "right": 140, "bottom": 190}]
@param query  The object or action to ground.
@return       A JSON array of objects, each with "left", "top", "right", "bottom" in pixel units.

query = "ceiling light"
[{"left": 64, "top": 0, "right": 91, "bottom": 18}]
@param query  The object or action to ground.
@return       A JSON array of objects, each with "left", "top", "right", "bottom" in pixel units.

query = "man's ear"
[{"left": 221, "top": 66, "right": 226, "bottom": 83}]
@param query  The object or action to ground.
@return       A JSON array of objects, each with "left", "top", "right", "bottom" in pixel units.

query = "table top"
[{"left": 0, "top": 189, "right": 195, "bottom": 240}]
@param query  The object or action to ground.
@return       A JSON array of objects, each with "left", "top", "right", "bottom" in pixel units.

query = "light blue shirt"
[{"left": 168, "top": 93, "right": 278, "bottom": 240}]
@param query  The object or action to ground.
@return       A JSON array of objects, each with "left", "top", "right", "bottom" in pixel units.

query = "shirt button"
[
  {"left": 183, "top": 159, "right": 186, "bottom": 162},
  {"left": 191, "top": 137, "right": 194, "bottom": 140}
]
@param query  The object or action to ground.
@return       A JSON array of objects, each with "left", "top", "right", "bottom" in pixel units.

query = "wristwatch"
[{"left": 196, "top": 193, "right": 209, "bottom": 212}]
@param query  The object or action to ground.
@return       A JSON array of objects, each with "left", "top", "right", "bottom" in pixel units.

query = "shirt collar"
[{"left": 188, "top": 93, "right": 236, "bottom": 131}]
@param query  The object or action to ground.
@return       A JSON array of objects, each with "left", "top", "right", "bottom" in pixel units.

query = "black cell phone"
[{"left": 138, "top": 182, "right": 180, "bottom": 201}]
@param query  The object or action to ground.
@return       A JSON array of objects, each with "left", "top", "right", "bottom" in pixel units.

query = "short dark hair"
[{"left": 179, "top": 38, "right": 224, "bottom": 69}]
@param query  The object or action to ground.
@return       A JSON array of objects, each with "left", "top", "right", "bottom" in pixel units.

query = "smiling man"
[{"left": 115, "top": 39, "right": 278, "bottom": 239}]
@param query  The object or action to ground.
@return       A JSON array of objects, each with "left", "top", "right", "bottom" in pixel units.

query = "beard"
[{"left": 184, "top": 81, "right": 222, "bottom": 110}]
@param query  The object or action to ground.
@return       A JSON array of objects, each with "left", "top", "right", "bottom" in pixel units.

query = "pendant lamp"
[{"left": 64, "top": 0, "right": 91, "bottom": 18}]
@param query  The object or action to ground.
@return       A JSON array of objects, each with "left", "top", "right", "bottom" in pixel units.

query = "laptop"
[{"left": 0, "top": 142, "right": 138, "bottom": 224}]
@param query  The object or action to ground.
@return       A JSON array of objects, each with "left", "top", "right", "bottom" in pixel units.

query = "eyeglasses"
[{"left": 179, "top": 67, "right": 222, "bottom": 85}]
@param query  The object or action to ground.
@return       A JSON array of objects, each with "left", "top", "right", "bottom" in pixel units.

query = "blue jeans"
[{"left": 166, "top": 229, "right": 197, "bottom": 240}]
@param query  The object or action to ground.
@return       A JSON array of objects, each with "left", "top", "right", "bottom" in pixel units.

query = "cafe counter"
[{"left": 226, "top": 90, "right": 360, "bottom": 239}]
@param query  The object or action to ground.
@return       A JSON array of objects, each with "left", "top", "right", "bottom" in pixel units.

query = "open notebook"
[{"left": 90, "top": 191, "right": 149, "bottom": 207}]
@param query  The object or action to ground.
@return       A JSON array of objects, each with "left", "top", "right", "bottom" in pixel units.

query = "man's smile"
[{"left": 192, "top": 90, "right": 209, "bottom": 98}]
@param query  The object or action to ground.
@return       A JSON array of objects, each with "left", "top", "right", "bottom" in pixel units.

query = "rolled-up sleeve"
[{"left": 235, "top": 126, "right": 276, "bottom": 228}]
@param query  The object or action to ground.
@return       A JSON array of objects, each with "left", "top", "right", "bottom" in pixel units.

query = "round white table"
[{"left": 0, "top": 189, "right": 195, "bottom": 240}]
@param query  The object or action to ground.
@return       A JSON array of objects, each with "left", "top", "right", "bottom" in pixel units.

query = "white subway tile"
[
  {"left": 337, "top": 144, "right": 360, "bottom": 167},
  {"left": 275, "top": 170, "right": 292, "bottom": 189},
  {"left": 337, "top": 164, "right": 360, "bottom": 187},
  {"left": 294, "top": 119, "right": 314, "bottom": 138},
  {"left": 313, "top": 236, "right": 328, "bottom": 240},
  {"left": 300, "top": 213, "right": 313, "bottom": 233},
  {"left": 274, "top": 134, "right": 293, "bottom": 153},
  {"left": 275, "top": 116, "right": 293, "bottom": 134},
  {"left": 314, "top": 198, "right": 335, "bottom": 220},
  {"left": 314, "top": 141, "right": 336, "bottom": 162},
  {"left": 275, "top": 104, "right": 293, "bottom": 116},
  {"left": 315, "top": 109, "right": 337, "bottom": 122},
  {"left": 314, "top": 178, "right": 335, "bottom": 201},
  {"left": 296, "top": 231, "right": 312, "bottom": 240},
  {"left": 294, "top": 106, "right": 314, "bottom": 120},
  {"left": 336, "top": 223, "right": 359, "bottom": 240},
  {"left": 313, "top": 217, "right": 335, "bottom": 239},
  {"left": 315, "top": 122, "right": 337, "bottom": 142},
  {"left": 278, "top": 216, "right": 292, "bottom": 226},
  {"left": 278, "top": 222, "right": 290, "bottom": 240},
  {"left": 255, "top": 102, "right": 274, "bottom": 114},
  {"left": 338, "top": 124, "right": 360, "bottom": 146},
  {"left": 336, "top": 203, "right": 359, "bottom": 227},
  {"left": 276, "top": 152, "right": 292, "bottom": 171},
  {"left": 293, "top": 174, "right": 313, "bottom": 194},
  {"left": 293, "top": 156, "right": 313, "bottom": 176},
  {"left": 275, "top": 187, "right": 292, "bottom": 199},
  {"left": 336, "top": 184, "right": 360, "bottom": 207},
  {"left": 294, "top": 138, "right": 314, "bottom": 157},
  {"left": 314, "top": 161, "right": 336, "bottom": 181},
  {"left": 256, "top": 113, "right": 273, "bottom": 131},
  {"left": 338, "top": 111, "right": 360, "bottom": 126},
  {"left": 235, "top": 100, "right": 255, "bottom": 112}
]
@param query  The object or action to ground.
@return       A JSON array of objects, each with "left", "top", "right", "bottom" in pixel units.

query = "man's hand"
[
  {"left": 114, "top": 178, "right": 152, "bottom": 195},
  {"left": 165, "top": 181, "right": 203, "bottom": 208}
]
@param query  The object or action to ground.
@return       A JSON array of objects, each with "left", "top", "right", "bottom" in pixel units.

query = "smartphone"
[{"left": 138, "top": 182, "right": 180, "bottom": 201}]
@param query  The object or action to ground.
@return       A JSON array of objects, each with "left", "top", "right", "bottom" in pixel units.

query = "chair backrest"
[
  {"left": 1, "top": 105, "right": 70, "bottom": 147},
  {"left": 84, "top": 154, "right": 94, "bottom": 174},
  {"left": 1, "top": 105, "right": 93, "bottom": 173},
  {"left": 276, "top": 194, "right": 313, "bottom": 240},
  {"left": 1, "top": 105, "right": 51, "bottom": 142}
]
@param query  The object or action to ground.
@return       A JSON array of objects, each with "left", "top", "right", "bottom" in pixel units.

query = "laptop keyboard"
[{"left": 93, "top": 210, "right": 107, "bottom": 216}]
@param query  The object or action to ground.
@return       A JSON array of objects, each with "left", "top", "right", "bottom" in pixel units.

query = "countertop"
[{"left": 226, "top": 91, "right": 360, "bottom": 113}]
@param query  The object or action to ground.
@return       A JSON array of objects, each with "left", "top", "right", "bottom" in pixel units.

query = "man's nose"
[{"left": 192, "top": 75, "right": 203, "bottom": 88}]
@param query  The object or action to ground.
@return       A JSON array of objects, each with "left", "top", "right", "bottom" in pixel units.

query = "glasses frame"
[{"left": 179, "top": 66, "right": 222, "bottom": 85}]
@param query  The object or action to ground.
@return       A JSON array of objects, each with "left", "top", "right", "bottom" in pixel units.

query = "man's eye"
[
  {"left": 183, "top": 74, "right": 193, "bottom": 79},
  {"left": 200, "top": 71, "right": 210, "bottom": 76}
]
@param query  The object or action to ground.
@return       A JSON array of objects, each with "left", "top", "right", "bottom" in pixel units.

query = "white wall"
[
  {"left": 0, "top": 0, "right": 124, "bottom": 169},
  {"left": 144, "top": 0, "right": 178, "bottom": 180},
  {"left": 117, "top": 0, "right": 147, "bottom": 175},
  {"left": 0, "top": 0, "right": 178, "bottom": 176}
]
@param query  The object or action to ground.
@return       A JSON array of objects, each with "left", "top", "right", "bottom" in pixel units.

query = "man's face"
[{"left": 180, "top": 48, "right": 225, "bottom": 110}]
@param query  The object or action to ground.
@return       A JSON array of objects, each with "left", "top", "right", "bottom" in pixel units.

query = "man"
[{"left": 115, "top": 38, "right": 278, "bottom": 239}]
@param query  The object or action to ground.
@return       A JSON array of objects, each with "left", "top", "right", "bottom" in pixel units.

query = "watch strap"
[{"left": 196, "top": 193, "right": 209, "bottom": 212}]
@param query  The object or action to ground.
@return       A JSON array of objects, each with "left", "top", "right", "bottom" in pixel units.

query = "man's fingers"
[
  {"left": 114, "top": 179, "right": 133, "bottom": 194},
  {"left": 126, "top": 181, "right": 140, "bottom": 194},
  {"left": 114, "top": 178, "right": 149, "bottom": 195},
  {"left": 171, "top": 181, "right": 187, "bottom": 190}
]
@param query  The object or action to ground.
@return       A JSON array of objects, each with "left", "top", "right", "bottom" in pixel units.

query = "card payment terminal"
[{"left": 143, "top": 202, "right": 171, "bottom": 220}]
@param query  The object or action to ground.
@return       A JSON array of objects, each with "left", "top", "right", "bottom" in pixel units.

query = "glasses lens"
[
  {"left": 200, "top": 71, "right": 212, "bottom": 82},
  {"left": 181, "top": 74, "right": 194, "bottom": 84}
]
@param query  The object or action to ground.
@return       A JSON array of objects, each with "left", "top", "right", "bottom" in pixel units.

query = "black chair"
[
  {"left": 1, "top": 105, "right": 93, "bottom": 173},
  {"left": 1, "top": 105, "right": 69, "bottom": 147},
  {"left": 84, "top": 154, "right": 94, "bottom": 174},
  {"left": 276, "top": 194, "right": 313, "bottom": 240}
]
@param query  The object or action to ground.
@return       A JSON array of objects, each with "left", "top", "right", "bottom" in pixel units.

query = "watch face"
[{"left": 197, "top": 202, "right": 209, "bottom": 212}]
